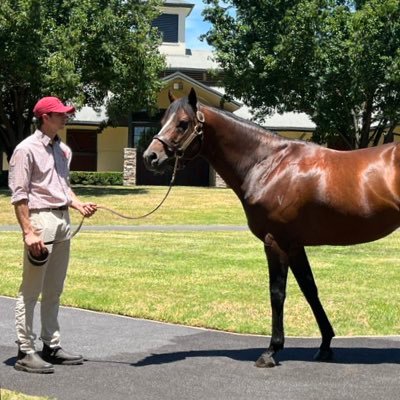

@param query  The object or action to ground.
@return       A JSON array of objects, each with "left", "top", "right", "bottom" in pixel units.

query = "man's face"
[{"left": 43, "top": 112, "right": 70, "bottom": 131}]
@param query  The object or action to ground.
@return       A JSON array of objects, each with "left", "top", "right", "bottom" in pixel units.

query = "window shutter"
[{"left": 152, "top": 14, "right": 179, "bottom": 43}]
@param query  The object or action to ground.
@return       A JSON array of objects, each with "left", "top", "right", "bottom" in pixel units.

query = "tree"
[
  {"left": 203, "top": 0, "right": 400, "bottom": 149},
  {"left": 0, "top": 0, "right": 165, "bottom": 161}
]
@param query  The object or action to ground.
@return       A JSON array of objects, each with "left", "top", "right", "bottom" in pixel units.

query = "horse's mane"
[
  {"left": 205, "top": 104, "right": 273, "bottom": 133},
  {"left": 201, "top": 103, "right": 313, "bottom": 146},
  {"left": 170, "top": 95, "right": 314, "bottom": 147},
  {"left": 203, "top": 104, "right": 319, "bottom": 150}
]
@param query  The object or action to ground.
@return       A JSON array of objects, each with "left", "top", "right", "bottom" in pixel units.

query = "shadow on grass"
[
  {"left": 0, "top": 188, "right": 11, "bottom": 196},
  {"left": 71, "top": 186, "right": 150, "bottom": 197},
  {"left": 0, "top": 186, "right": 151, "bottom": 198},
  {"left": 131, "top": 346, "right": 400, "bottom": 367}
]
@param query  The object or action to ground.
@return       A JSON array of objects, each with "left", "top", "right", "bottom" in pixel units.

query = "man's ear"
[
  {"left": 188, "top": 88, "right": 197, "bottom": 111},
  {"left": 168, "top": 90, "right": 177, "bottom": 104}
]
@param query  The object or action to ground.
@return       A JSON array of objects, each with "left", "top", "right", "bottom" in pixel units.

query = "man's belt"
[{"left": 31, "top": 205, "right": 68, "bottom": 212}]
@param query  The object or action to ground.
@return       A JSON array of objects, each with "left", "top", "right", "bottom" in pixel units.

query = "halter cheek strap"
[
  {"left": 153, "top": 110, "right": 205, "bottom": 158},
  {"left": 176, "top": 111, "right": 205, "bottom": 157}
]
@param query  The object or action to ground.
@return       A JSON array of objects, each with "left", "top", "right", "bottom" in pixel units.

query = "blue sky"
[{"left": 185, "top": 0, "right": 212, "bottom": 50}]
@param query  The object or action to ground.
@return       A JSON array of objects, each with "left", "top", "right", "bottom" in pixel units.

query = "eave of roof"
[
  {"left": 163, "top": 1, "right": 194, "bottom": 15},
  {"left": 164, "top": 50, "right": 218, "bottom": 70},
  {"left": 162, "top": 71, "right": 242, "bottom": 109},
  {"left": 163, "top": 70, "right": 215, "bottom": 86}
]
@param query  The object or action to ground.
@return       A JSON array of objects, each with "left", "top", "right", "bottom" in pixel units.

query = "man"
[{"left": 8, "top": 96, "right": 97, "bottom": 374}]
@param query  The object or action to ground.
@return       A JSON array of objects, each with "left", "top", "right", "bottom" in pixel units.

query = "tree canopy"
[
  {"left": 0, "top": 0, "right": 165, "bottom": 161},
  {"left": 203, "top": 0, "right": 400, "bottom": 149}
]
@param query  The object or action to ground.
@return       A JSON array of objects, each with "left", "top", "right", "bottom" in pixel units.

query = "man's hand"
[
  {"left": 24, "top": 230, "right": 46, "bottom": 258},
  {"left": 73, "top": 201, "right": 97, "bottom": 217},
  {"left": 13, "top": 200, "right": 46, "bottom": 257},
  {"left": 69, "top": 189, "right": 97, "bottom": 217}
]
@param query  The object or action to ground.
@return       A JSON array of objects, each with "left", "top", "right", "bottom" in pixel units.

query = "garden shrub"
[{"left": 70, "top": 171, "right": 123, "bottom": 186}]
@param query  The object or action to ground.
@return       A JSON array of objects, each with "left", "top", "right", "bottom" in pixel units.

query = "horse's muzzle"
[{"left": 143, "top": 148, "right": 169, "bottom": 173}]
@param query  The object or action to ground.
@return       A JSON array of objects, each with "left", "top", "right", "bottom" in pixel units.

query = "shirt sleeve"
[{"left": 8, "top": 147, "right": 33, "bottom": 205}]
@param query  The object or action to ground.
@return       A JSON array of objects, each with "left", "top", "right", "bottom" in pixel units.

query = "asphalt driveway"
[{"left": 1, "top": 296, "right": 399, "bottom": 400}]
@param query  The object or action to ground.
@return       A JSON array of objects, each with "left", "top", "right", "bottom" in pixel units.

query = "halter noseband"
[{"left": 153, "top": 110, "right": 205, "bottom": 159}]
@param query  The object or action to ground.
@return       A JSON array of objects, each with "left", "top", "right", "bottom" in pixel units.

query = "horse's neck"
[{"left": 201, "top": 107, "right": 281, "bottom": 196}]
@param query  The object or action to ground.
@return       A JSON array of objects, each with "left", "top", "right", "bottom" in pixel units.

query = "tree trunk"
[{"left": 359, "top": 98, "right": 373, "bottom": 148}]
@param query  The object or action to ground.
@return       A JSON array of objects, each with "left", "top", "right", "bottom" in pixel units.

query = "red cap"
[{"left": 33, "top": 97, "right": 75, "bottom": 118}]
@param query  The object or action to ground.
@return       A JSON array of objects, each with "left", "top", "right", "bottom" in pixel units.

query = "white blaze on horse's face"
[
  {"left": 142, "top": 111, "right": 177, "bottom": 172},
  {"left": 158, "top": 112, "right": 176, "bottom": 139}
]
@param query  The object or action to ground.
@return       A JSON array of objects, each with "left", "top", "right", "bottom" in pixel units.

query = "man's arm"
[
  {"left": 68, "top": 189, "right": 97, "bottom": 217},
  {"left": 14, "top": 200, "right": 45, "bottom": 257}
]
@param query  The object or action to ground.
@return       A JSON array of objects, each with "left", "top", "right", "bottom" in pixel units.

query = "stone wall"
[
  {"left": 123, "top": 147, "right": 137, "bottom": 186},
  {"left": 215, "top": 172, "right": 227, "bottom": 188},
  {"left": 209, "top": 167, "right": 227, "bottom": 188}
]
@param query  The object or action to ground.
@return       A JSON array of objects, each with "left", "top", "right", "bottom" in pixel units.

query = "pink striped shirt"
[{"left": 8, "top": 130, "right": 73, "bottom": 209}]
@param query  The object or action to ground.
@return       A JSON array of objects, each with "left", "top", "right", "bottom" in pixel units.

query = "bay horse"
[{"left": 143, "top": 88, "right": 400, "bottom": 368}]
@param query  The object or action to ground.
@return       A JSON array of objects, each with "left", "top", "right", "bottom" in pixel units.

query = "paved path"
[{"left": 1, "top": 296, "right": 399, "bottom": 400}]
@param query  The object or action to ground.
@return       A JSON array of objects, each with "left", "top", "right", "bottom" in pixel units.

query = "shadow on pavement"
[{"left": 131, "top": 346, "right": 400, "bottom": 367}]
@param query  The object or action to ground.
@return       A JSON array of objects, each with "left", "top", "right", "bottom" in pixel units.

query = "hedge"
[
  {"left": 0, "top": 171, "right": 123, "bottom": 187},
  {"left": 69, "top": 171, "right": 123, "bottom": 186}
]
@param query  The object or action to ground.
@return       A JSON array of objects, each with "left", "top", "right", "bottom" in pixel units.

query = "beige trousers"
[{"left": 15, "top": 209, "right": 71, "bottom": 354}]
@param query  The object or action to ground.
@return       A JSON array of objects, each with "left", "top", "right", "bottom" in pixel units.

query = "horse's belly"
[
  {"left": 297, "top": 212, "right": 400, "bottom": 246},
  {"left": 244, "top": 195, "right": 400, "bottom": 246}
]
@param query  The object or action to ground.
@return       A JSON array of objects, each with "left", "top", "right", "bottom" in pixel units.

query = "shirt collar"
[{"left": 34, "top": 130, "right": 60, "bottom": 147}]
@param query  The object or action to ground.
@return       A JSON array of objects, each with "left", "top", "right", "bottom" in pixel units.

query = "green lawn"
[
  {"left": 1, "top": 223, "right": 399, "bottom": 336},
  {"left": 0, "top": 186, "right": 246, "bottom": 226},
  {"left": 0, "top": 389, "right": 52, "bottom": 400}
]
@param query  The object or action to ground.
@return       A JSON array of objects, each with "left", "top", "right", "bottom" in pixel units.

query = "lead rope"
[
  {"left": 45, "top": 155, "right": 181, "bottom": 246},
  {"left": 97, "top": 154, "right": 180, "bottom": 220}
]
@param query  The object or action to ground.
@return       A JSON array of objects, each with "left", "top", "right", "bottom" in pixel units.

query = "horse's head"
[{"left": 143, "top": 88, "right": 205, "bottom": 173}]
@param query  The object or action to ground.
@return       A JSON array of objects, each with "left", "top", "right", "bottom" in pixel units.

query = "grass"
[
  {"left": 0, "top": 389, "right": 52, "bottom": 400},
  {"left": 0, "top": 225, "right": 399, "bottom": 337},
  {"left": 0, "top": 186, "right": 246, "bottom": 226}
]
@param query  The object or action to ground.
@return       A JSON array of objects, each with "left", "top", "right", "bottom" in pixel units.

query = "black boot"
[
  {"left": 42, "top": 344, "right": 83, "bottom": 365},
  {"left": 15, "top": 350, "right": 54, "bottom": 374}
]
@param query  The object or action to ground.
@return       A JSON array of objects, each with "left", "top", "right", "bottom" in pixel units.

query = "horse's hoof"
[
  {"left": 313, "top": 348, "right": 334, "bottom": 362},
  {"left": 254, "top": 354, "right": 277, "bottom": 368}
]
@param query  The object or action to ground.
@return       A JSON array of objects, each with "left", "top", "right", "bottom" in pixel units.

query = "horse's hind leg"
[
  {"left": 255, "top": 236, "right": 289, "bottom": 368},
  {"left": 289, "top": 247, "right": 335, "bottom": 361}
]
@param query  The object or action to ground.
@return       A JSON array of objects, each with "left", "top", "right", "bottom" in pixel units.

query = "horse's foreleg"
[
  {"left": 255, "top": 236, "right": 289, "bottom": 368},
  {"left": 289, "top": 247, "right": 335, "bottom": 362}
]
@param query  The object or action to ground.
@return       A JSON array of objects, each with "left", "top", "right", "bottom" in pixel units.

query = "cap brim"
[{"left": 59, "top": 105, "right": 75, "bottom": 114}]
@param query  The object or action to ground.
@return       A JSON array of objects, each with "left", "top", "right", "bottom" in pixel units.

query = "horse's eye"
[{"left": 177, "top": 121, "right": 189, "bottom": 132}]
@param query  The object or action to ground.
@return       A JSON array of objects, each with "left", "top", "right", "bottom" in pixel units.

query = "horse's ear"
[
  {"left": 168, "top": 90, "right": 177, "bottom": 104},
  {"left": 188, "top": 88, "right": 197, "bottom": 111}
]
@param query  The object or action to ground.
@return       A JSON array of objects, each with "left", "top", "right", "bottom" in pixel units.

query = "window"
[
  {"left": 67, "top": 130, "right": 97, "bottom": 171},
  {"left": 152, "top": 14, "right": 179, "bottom": 43},
  {"left": 132, "top": 124, "right": 159, "bottom": 151}
]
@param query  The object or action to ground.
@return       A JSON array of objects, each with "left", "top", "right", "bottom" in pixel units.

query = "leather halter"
[{"left": 153, "top": 110, "right": 205, "bottom": 159}]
